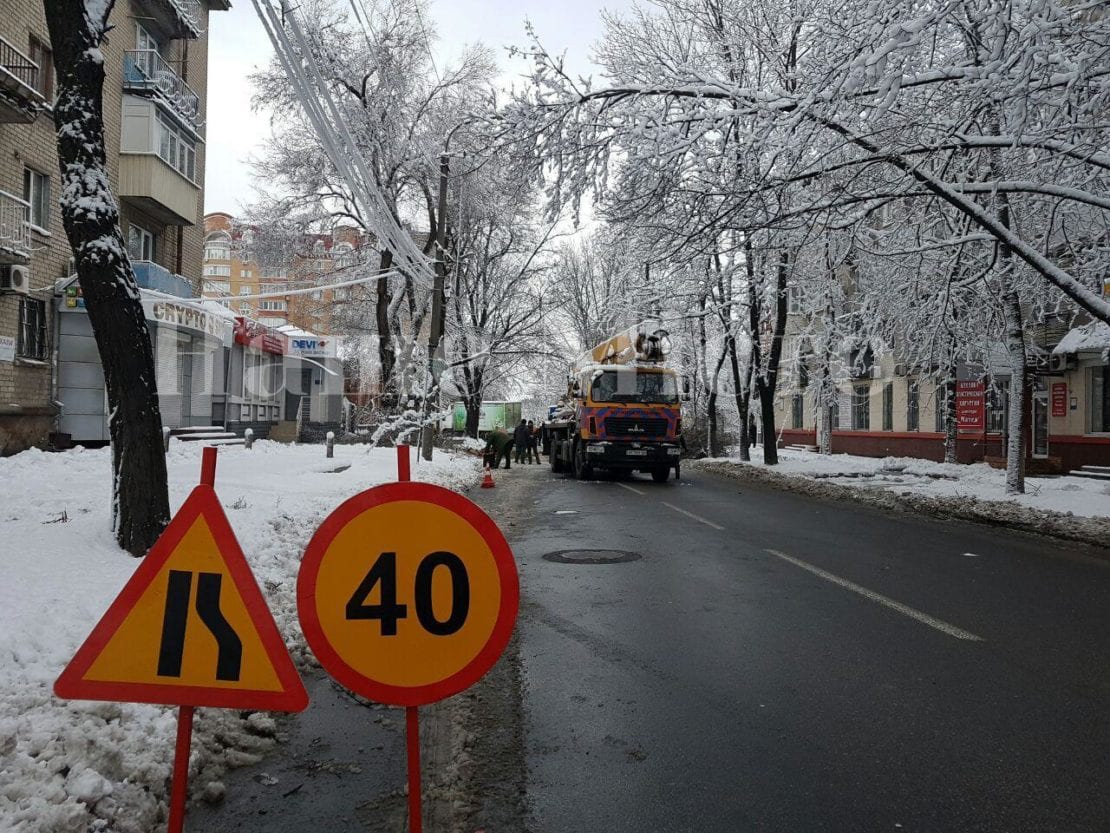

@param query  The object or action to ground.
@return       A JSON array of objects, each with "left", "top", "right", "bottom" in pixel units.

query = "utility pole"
[{"left": 420, "top": 152, "right": 449, "bottom": 461}]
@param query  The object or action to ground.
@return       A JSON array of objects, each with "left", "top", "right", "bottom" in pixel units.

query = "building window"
[
  {"left": 23, "top": 168, "right": 50, "bottom": 230},
  {"left": 787, "top": 284, "right": 805, "bottom": 315},
  {"left": 311, "top": 290, "right": 323, "bottom": 301},
  {"left": 17, "top": 298, "right": 47, "bottom": 360},
  {"left": 204, "top": 280, "right": 230, "bottom": 295},
  {"left": 907, "top": 380, "right": 920, "bottom": 431},
  {"left": 791, "top": 394, "right": 804, "bottom": 430},
  {"left": 203, "top": 264, "right": 231, "bottom": 277},
  {"left": 239, "top": 286, "right": 251, "bottom": 295},
  {"left": 239, "top": 304, "right": 253, "bottom": 315},
  {"left": 851, "top": 384, "right": 870, "bottom": 430},
  {"left": 1092, "top": 367, "right": 1110, "bottom": 433},
  {"left": 28, "top": 36, "right": 53, "bottom": 102},
  {"left": 240, "top": 269, "right": 251, "bottom": 278},
  {"left": 156, "top": 112, "right": 196, "bottom": 181},
  {"left": 829, "top": 397, "right": 840, "bottom": 430},
  {"left": 260, "top": 300, "right": 286, "bottom": 312},
  {"left": 935, "top": 386, "right": 947, "bottom": 433},
  {"left": 126, "top": 223, "right": 155, "bottom": 261},
  {"left": 882, "top": 382, "right": 893, "bottom": 431},
  {"left": 986, "top": 381, "right": 1008, "bottom": 433},
  {"left": 204, "top": 243, "right": 230, "bottom": 260}
]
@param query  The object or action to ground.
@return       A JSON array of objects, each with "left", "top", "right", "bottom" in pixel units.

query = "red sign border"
[
  {"left": 54, "top": 486, "right": 309, "bottom": 712},
  {"left": 296, "top": 481, "right": 520, "bottom": 707}
]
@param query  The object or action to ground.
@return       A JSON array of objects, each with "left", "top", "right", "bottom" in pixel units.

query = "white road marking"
[
  {"left": 962, "top": 552, "right": 981, "bottom": 557},
  {"left": 617, "top": 482, "right": 646, "bottom": 496},
  {"left": 661, "top": 502, "right": 725, "bottom": 531},
  {"left": 765, "top": 549, "right": 984, "bottom": 642},
  {"left": 554, "top": 510, "right": 578, "bottom": 515}
]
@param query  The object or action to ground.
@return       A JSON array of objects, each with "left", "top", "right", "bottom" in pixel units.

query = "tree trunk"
[
  {"left": 943, "top": 357, "right": 959, "bottom": 465},
  {"left": 465, "top": 400, "right": 481, "bottom": 438},
  {"left": 754, "top": 250, "right": 790, "bottom": 465},
  {"left": 44, "top": 0, "right": 170, "bottom": 556},
  {"left": 728, "top": 334, "right": 750, "bottom": 461},
  {"left": 1004, "top": 291, "right": 1027, "bottom": 494},
  {"left": 376, "top": 248, "right": 396, "bottom": 404}
]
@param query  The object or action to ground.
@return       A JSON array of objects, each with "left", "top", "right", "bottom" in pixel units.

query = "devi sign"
[{"left": 288, "top": 336, "right": 337, "bottom": 358}]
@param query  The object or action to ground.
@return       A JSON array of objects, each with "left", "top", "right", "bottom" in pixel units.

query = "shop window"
[
  {"left": 986, "top": 381, "right": 1009, "bottom": 433},
  {"left": 829, "top": 397, "right": 840, "bottom": 430},
  {"left": 851, "top": 384, "right": 870, "bottom": 430},
  {"left": 882, "top": 382, "right": 893, "bottom": 431},
  {"left": 906, "top": 380, "right": 920, "bottom": 431},
  {"left": 935, "top": 387, "right": 947, "bottom": 433},
  {"left": 791, "top": 394, "right": 804, "bottom": 429},
  {"left": 18, "top": 298, "right": 47, "bottom": 360},
  {"left": 1093, "top": 367, "right": 1110, "bottom": 433}
]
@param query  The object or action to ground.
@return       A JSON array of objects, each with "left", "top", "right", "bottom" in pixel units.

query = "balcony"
[
  {"left": 0, "top": 190, "right": 31, "bottom": 263},
  {"left": 138, "top": 0, "right": 203, "bottom": 40},
  {"left": 123, "top": 51, "right": 200, "bottom": 132},
  {"left": 132, "top": 261, "right": 196, "bottom": 298},
  {"left": 0, "top": 34, "right": 45, "bottom": 123}
]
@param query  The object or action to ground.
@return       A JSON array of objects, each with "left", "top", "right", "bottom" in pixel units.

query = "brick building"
[{"left": 0, "top": 0, "right": 228, "bottom": 454}]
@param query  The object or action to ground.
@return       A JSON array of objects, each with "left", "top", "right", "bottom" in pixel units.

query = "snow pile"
[
  {"left": 698, "top": 449, "right": 1110, "bottom": 545},
  {"left": 1052, "top": 321, "right": 1110, "bottom": 356},
  {"left": 0, "top": 442, "right": 479, "bottom": 832}
]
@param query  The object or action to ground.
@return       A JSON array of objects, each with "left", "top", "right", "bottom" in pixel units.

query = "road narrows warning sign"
[{"left": 54, "top": 484, "right": 308, "bottom": 712}]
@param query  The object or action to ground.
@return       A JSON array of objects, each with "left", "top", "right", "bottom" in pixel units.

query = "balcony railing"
[
  {"left": 132, "top": 260, "right": 196, "bottom": 298},
  {"left": 0, "top": 34, "right": 45, "bottom": 122},
  {"left": 169, "top": 0, "right": 203, "bottom": 34},
  {"left": 123, "top": 50, "right": 199, "bottom": 129},
  {"left": 0, "top": 190, "right": 31, "bottom": 259}
]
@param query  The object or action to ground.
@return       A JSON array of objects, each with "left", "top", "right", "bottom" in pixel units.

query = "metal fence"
[
  {"left": 0, "top": 191, "right": 31, "bottom": 258},
  {"left": 0, "top": 34, "right": 39, "bottom": 96}
]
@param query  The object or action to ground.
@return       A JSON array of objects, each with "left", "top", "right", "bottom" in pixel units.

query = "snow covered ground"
[
  {"left": 0, "top": 441, "right": 479, "bottom": 833},
  {"left": 701, "top": 448, "right": 1110, "bottom": 521}
]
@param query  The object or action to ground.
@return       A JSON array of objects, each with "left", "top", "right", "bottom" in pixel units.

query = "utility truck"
[{"left": 548, "top": 322, "right": 687, "bottom": 482}]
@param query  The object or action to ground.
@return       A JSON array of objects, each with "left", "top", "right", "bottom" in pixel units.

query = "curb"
[{"left": 691, "top": 459, "right": 1110, "bottom": 553}]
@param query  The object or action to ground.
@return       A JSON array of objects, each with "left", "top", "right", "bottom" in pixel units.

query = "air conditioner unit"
[
  {"left": 1048, "top": 353, "right": 1076, "bottom": 373},
  {"left": 0, "top": 264, "right": 30, "bottom": 295}
]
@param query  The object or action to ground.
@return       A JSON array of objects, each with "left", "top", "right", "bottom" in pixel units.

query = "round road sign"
[{"left": 297, "top": 481, "right": 519, "bottom": 706}]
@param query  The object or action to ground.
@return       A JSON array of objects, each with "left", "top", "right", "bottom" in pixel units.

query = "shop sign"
[
  {"left": 146, "top": 299, "right": 230, "bottom": 340},
  {"left": 288, "top": 336, "right": 336, "bottom": 358},
  {"left": 64, "top": 285, "right": 86, "bottom": 309},
  {"left": 956, "top": 380, "right": 985, "bottom": 431},
  {"left": 234, "top": 317, "right": 286, "bottom": 355},
  {"left": 1051, "top": 382, "right": 1067, "bottom": 417},
  {"left": 0, "top": 335, "right": 14, "bottom": 362}
]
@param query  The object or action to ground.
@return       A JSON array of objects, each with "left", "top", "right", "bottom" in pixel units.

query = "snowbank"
[
  {"left": 695, "top": 449, "right": 1110, "bottom": 547},
  {"left": 0, "top": 442, "right": 479, "bottom": 832}
]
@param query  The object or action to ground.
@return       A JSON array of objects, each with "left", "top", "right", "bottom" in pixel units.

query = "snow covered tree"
[{"left": 43, "top": 0, "right": 170, "bottom": 556}]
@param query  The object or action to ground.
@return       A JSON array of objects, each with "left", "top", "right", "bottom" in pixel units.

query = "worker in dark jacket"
[
  {"left": 485, "top": 426, "right": 513, "bottom": 469},
  {"left": 513, "top": 419, "right": 531, "bottom": 464}
]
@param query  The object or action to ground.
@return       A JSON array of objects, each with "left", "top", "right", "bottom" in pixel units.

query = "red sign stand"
[{"left": 396, "top": 444, "right": 423, "bottom": 833}]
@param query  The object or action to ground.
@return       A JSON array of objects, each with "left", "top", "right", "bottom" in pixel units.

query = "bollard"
[
  {"left": 244, "top": 428, "right": 254, "bottom": 450},
  {"left": 326, "top": 431, "right": 335, "bottom": 458},
  {"left": 162, "top": 427, "right": 172, "bottom": 452}
]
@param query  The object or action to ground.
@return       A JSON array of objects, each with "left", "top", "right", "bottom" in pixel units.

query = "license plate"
[{"left": 625, "top": 449, "right": 647, "bottom": 457}]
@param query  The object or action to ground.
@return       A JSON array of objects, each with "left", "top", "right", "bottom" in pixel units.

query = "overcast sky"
[{"left": 203, "top": 0, "right": 636, "bottom": 215}]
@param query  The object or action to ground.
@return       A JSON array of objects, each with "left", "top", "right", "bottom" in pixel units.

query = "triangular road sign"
[{"left": 55, "top": 486, "right": 308, "bottom": 712}]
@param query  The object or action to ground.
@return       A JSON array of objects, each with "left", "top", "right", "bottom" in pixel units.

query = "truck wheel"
[
  {"left": 550, "top": 442, "right": 564, "bottom": 474},
  {"left": 651, "top": 466, "right": 670, "bottom": 483},
  {"left": 574, "top": 442, "right": 593, "bottom": 481}
]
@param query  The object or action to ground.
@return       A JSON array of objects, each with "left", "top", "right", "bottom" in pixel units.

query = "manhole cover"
[{"left": 542, "top": 549, "right": 642, "bottom": 564}]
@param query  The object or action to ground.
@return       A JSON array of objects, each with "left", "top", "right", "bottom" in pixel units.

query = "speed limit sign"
[{"left": 296, "top": 481, "right": 519, "bottom": 706}]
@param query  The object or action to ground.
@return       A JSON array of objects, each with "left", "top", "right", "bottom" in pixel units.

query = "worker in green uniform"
[{"left": 484, "top": 425, "right": 514, "bottom": 470}]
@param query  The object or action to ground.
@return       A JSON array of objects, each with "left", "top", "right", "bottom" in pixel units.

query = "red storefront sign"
[
  {"left": 1051, "top": 382, "right": 1067, "bottom": 417},
  {"left": 956, "top": 380, "right": 985, "bottom": 431},
  {"left": 234, "top": 317, "right": 286, "bottom": 355}
]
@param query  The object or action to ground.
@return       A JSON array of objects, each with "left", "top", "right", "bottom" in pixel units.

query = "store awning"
[{"left": 1053, "top": 322, "right": 1110, "bottom": 355}]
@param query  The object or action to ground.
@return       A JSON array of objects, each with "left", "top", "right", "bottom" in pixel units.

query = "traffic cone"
[{"left": 481, "top": 463, "right": 496, "bottom": 488}]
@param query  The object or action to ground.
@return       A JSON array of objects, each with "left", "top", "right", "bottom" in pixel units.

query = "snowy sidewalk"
[
  {"left": 695, "top": 449, "right": 1110, "bottom": 548},
  {"left": 0, "top": 441, "right": 479, "bottom": 833}
]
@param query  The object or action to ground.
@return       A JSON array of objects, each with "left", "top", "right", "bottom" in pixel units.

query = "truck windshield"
[{"left": 590, "top": 369, "right": 679, "bottom": 404}]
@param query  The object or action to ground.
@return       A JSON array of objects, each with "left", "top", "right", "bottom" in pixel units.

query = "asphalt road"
[{"left": 498, "top": 461, "right": 1110, "bottom": 833}]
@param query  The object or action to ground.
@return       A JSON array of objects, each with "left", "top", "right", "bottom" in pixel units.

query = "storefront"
[
  {"left": 55, "top": 280, "right": 234, "bottom": 443},
  {"left": 280, "top": 327, "right": 344, "bottom": 429},
  {"left": 1048, "top": 322, "right": 1110, "bottom": 470},
  {"left": 221, "top": 317, "right": 286, "bottom": 435}
]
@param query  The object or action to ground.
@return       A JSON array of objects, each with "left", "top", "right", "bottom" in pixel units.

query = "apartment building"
[{"left": 0, "top": 0, "right": 228, "bottom": 453}]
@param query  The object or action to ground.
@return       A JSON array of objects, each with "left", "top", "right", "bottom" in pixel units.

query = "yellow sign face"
[
  {"left": 55, "top": 486, "right": 308, "bottom": 711},
  {"left": 298, "top": 482, "right": 519, "bottom": 706}
]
